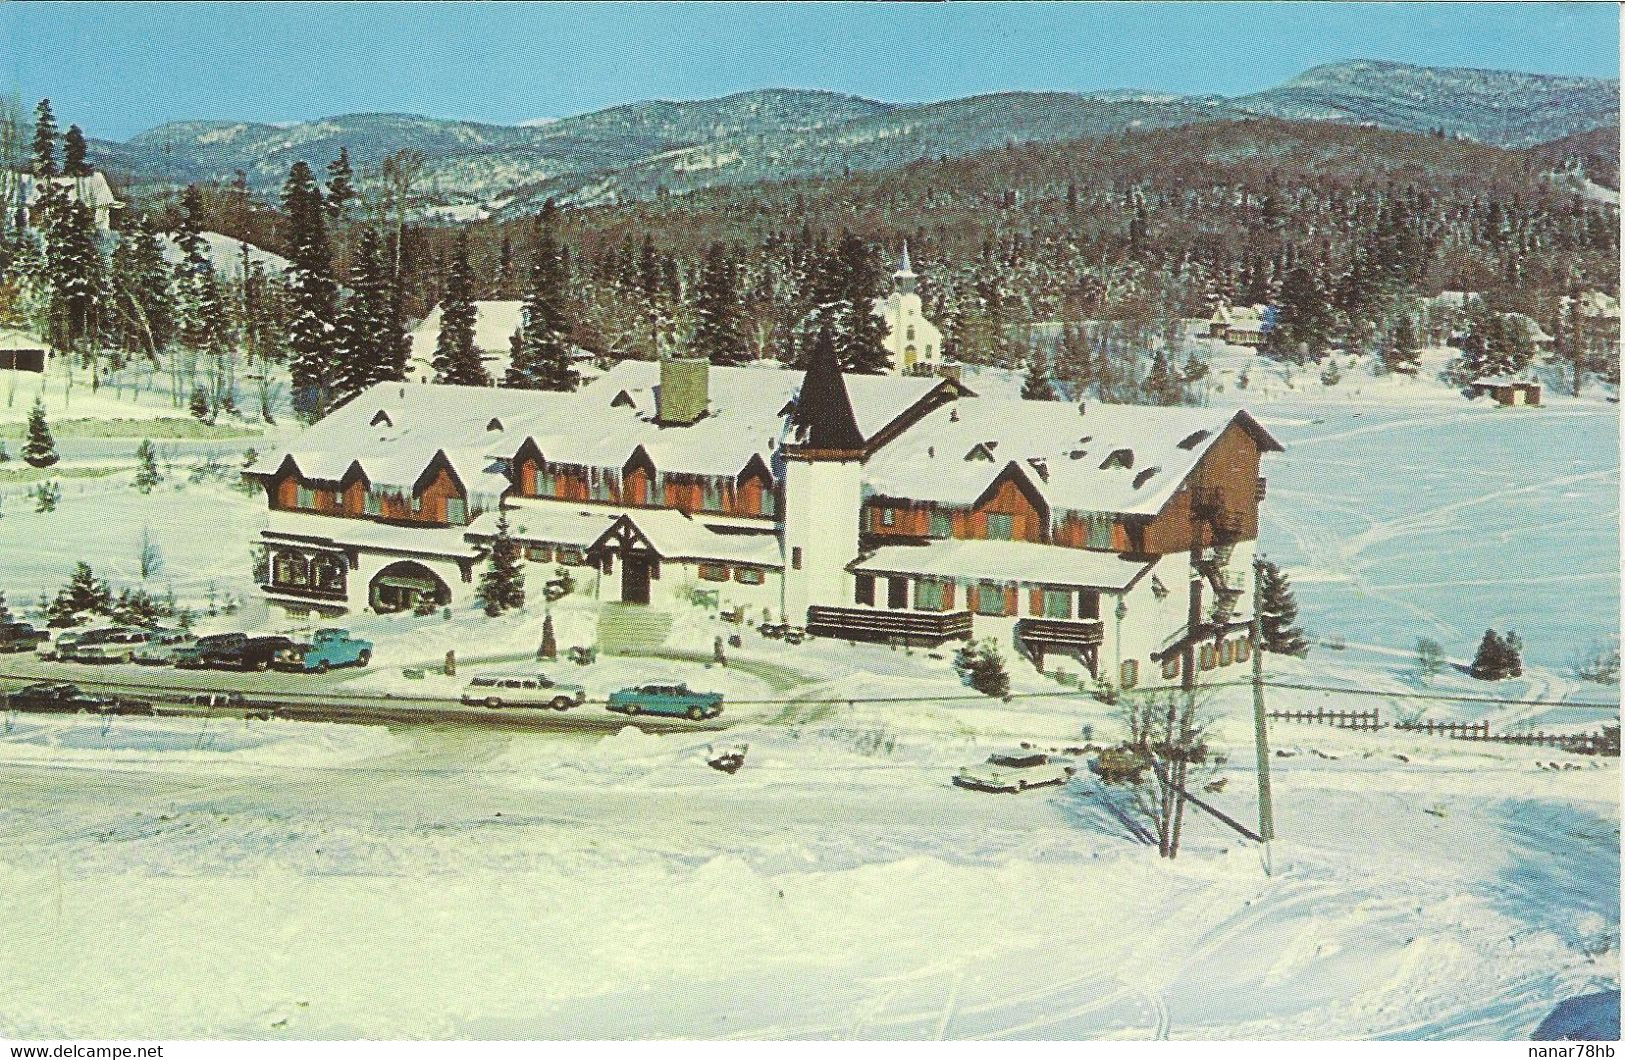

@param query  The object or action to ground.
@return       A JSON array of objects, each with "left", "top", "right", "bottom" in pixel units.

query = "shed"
[
  {"left": 1468, "top": 377, "right": 1542, "bottom": 407},
  {"left": 0, "top": 328, "right": 49, "bottom": 372}
]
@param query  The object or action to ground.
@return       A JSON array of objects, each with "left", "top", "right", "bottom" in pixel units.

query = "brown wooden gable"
[
  {"left": 968, "top": 461, "right": 1049, "bottom": 543},
  {"left": 1140, "top": 418, "right": 1265, "bottom": 554}
]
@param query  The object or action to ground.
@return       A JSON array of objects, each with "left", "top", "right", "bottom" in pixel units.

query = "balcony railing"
[
  {"left": 806, "top": 606, "right": 973, "bottom": 646},
  {"left": 1015, "top": 617, "right": 1104, "bottom": 651},
  {"left": 261, "top": 581, "right": 348, "bottom": 602}
]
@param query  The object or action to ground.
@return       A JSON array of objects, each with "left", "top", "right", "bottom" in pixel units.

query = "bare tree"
[
  {"left": 1115, "top": 686, "right": 1219, "bottom": 859},
  {"left": 137, "top": 524, "right": 164, "bottom": 581},
  {"left": 380, "top": 149, "right": 427, "bottom": 279}
]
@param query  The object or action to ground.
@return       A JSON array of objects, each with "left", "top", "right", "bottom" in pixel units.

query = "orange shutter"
[
  {"left": 943, "top": 582, "right": 956, "bottom": 610},
  {"left": 1029, "top": 588, "right": 1044, "bottom": 616},
  {"left": 1004, "top": 585, "right": 1018, "bottom": 614}
]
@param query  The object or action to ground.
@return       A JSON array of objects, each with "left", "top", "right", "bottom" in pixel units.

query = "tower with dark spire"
[
  {"left": 789, "top": 325, "right": 864, "bottom": 454},
  {"left": 893, "top": 242, "right": 917, "bottom": 295}
]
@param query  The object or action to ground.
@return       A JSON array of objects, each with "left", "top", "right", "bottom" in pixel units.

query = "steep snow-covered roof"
[
  {"left": 591, "top": 509, "right": 783, "bottom": 567},
  {"left": 8, "top": 171, "right": 121, "bottom": 215},
  {"left": 854, "top": 539, "right": 1153, "bottom": 590},
  {"left": 160, "top": 231, "right": 291, "bottom": 277},
  {"left": 470, "top": 498, "right": 618, "bottom": 547},
  {"left": 863, "top": 397, "right": 1280, "bottom": 516},
  {"left": 409, "top": 300, "right": 526, "bottom": 361}
]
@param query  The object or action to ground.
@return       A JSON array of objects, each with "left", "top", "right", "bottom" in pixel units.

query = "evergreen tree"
[
  {"left": 47, "top": 562, "right": 112, "bottom": 626},
  {"left": 325, "top": 147, "right": 356, "bottom": 224},
  {"left": 433, "top": 232, "right": 488, "bottom": 385},
  {"left": 1020, "top": 355, "right": 1054, "bottom": 400},
  {"left": 134, "top": 438, "right": 162, "bottom": 493},
  {"left": 173, "top": 205, "right": 231, "bottom": 358},
  {"left": 1382, "top": 313, "right": 1421, "bottom": 375},
  {"left": 31, "top": 99, "right": 56, "bottom": 177},
  {"left": 1471, "top": 630, "right": 1508, "bottom": 680},
  {"left": 1143, "top": 349, "right": 1183, "bottom": 405},
  {"left": 835, "top": 233, "right": 892, "bottom": 373},
  {"left": 44, "top": 196, "right": 107, "bottom": 354},
  {"left": 332, "top": 226, "right": 393, "bottom": 401},
  {"left": 0, "top": 589, "right": 11, "bottom": 624},
  {"left": 22, "top": 397, "right": 56, "bottom": 468},
  {"left": 61, "top": 125, "right": 90, "bottom": 178},
  {"left": 477, "top": 508, "right": 525, "bottom": 616},
  {"left": 1267, "top": 265, "right": 1332, "bottom": 362},
  {"left": 110, "top": 216, "right": 176, "bottom": 359},
  {"left": 189, "top": 384, "right": 211, "bottom": 422},
  {"left": 281, "top": 161, "right": 338, "bottom": 417},
  {"left": 966, "top": 639, "right": 1011, "bottom": 698},
  {"left": 690, "top": 242, "right": 748, "bottom": 364},
  {"left": 1257, "top": 559, "right": 1309, "bottom": 656},
  {"left": 537, "top": 612, "right": 557, "bottom": 660},
  {"left": 507, "top": 205, "right": 577, "bottom": 390}
]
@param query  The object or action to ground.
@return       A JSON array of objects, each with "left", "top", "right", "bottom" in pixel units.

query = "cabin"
[
  {"left": 245, "top": 353, "right": 1282, "bottom": 691},
  {"left": 5, "top": 171, "right": 123, "bottom": 231},
  {"left": 1208, "top": 303, "right": 1270, "bottom": 347},
  {"left": 0, "top": 328, "right": 49, "bottom": 373},
  {"left": 1468, "top": 377, "right": 1543, "bottom": 407}
]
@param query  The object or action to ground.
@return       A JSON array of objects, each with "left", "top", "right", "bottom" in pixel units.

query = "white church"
[{"left": 872, "top": 244, "right": 945, "bottom": 376}]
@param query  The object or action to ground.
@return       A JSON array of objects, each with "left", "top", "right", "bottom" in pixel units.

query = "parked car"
[
  {"left": 953, "top": 752, "right": 1076, "bottom": 793},
  {"left": 174, "top": 633, "right": 244, "bottom": 669},
  {"left": 606, "top": 681, "right": 724, "bottom": 720},
  {"left": 273, "top": 628, "right": 373, "bottom": 673},
  {"left": 131, "top": 629, "right": 195, "bottom": 665},
  {"left": 461, "top": 673, "right": 587, "bottom": 710},
  {"left": 54, "top": 627, "right": 131, "bottom": 662},
  {"left": 36, "top": 629, "right": 88, "bottom": 661},
  {"left": 189, "top": 691, "right": 246, "bottom": 711},
  {"left": 0, "top": 622, "right": 49, "bottom": 654},
  {"left": 206, "top": 635, "right": 302, "bottom": 672},
  {"left": 3, "top": 681, "right": 149, "bottom": 715},
  {"left": 73, "top": 627, "right": 156, "bottom": 664}
]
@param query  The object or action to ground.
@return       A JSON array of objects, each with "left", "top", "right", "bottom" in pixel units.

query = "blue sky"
[{"left": 3, "top": 1, "right": 1618, "bottom": 139}]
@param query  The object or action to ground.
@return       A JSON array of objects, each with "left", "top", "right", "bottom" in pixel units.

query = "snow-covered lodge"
[
  {"left": 245, "top": 354, "right": 1281, "bottom": 687},
  {"left": 1207, "top": 303, "right": 1271, "bottom": 347},
  {"left": 4, "top": 171, "right": 123, "bottom": 231}
]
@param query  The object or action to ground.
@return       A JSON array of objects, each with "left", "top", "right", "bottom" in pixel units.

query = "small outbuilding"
[
  {"left": 1468, "top": 377, "right": 1542, "bottom": 407},
  {"left": 0, "top": 328, "right": 49, "bottom": 373}
]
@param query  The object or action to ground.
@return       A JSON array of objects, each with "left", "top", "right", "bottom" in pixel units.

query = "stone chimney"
[{"left": 657, "top": 356, "right": 709, "bottom": 426}]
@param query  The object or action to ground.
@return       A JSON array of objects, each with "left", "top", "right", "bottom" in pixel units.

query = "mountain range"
[{"left": 85, "top": 59, "right": 1620, "bottom": 215}]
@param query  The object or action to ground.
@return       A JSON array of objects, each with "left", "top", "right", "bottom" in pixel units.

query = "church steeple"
[{"left": 894, "top": 241, "right": 917, "bottom": 295}]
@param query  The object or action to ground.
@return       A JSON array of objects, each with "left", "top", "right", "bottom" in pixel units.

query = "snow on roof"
[
  {"left": 8, "top": 171, "right": 121, "bottom": 212},
  {"left": 595, "top": 508, "right": 784, "bottom": 567},
  {"left": 264, "top": 510, "right": 483, "bottom": 559},
  {"left": 863, "top": 397, "right": 1280, "bottom": 516},
  {"left": 854, "top": 539, "right": 1153, "bottom": 590},
  {"left": 1470, "top": 376, "right": 1541, "bottom": 388},
  {"left": 466, "top": 498, "right": 617, "bottom": 548},
  {"left": 0, "top": 327, "right": 47, "bottom": 350},
  {"left": 160, "top": 231, "right": 291, "bottom": 278}
]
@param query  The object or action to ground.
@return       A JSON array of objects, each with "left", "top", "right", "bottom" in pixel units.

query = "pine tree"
[
  {"left": 507, "top": 205, "right": 577, "bottom": 390},
  {"left": 1471, "top": 630, "right": 1508, "bottom": 680},
  {"left": 47, "top": 562, "right": 112, "bottom": 626},
  {"left": 134, "top": 438, "right": 162, "bottom": 493},
  {"left": 44, "top": 196, "right": 107, "bottom": 354},
  {"left": 173, "top": 206, "right": 231, "bottom": 359},
  {"left": 189, "top": 384, "right": 211, "bottom": 422},
  {"left": 433, "top": 232, "right": 488, "bottom": 385},
  {"left": 836, "top": 233, "right": 891, "bottom": 373},
  {"left": 690, "top": 242, "right": 748, "bottom": 364},
  {"left": 967, "top": 639, "right": 1011, "bottom": 698},
  {"left": 31, "top": 99, "right": 56, "bottom": 178},
  {"left": 477, "top": 508, "right": 525, "bottom": 615},
  {"left": 325, "top": 147, "right": 356, "bottom": 224},
  {"left": 332, "top": 226, "right": 393, "bottom": 401},
  {"left": 1257, "top": 559, "right": 1309, "bottom": 656},
  {"left": 22, "top": 397, "right": 56, "bottom": 468},
  {"left": 61, "top": 125, "right": 90, "bottom": 178},
  {"left": 0, "top": 589, "right": 11, "bottom": 624},
  {"left": 1143, "top": 349, "right": 1183, "bottom": 405},
  {"left": 1021, "top": 355, "right": 1054, "bottom": 400},
  {"left": 281, "top": 161, "right": 338, "bottom": 417},
  {"left": 110, "top": 216, "right": 176, "bottom": 359},
  {"left": 537, "top": 612, "right": 557, "bottom": 660},
  {"left": 1382, "top": 314, "right": 1421, "bottom": 375}
]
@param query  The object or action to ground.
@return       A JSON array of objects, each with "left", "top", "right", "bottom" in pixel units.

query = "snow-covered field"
[{"left": 0, "top": 355, "right": 1616, "bottom": 1040}]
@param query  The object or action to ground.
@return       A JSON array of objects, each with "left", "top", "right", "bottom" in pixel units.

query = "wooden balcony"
[
  {"left": 1015, "top": 617, "right": 1104, "bottom": 650},
  {"left": 261, "top": 581, "right": 348, "bottom": 603},
  {"left": 806, "top": 606, "right": 973, "bottom": 647}
]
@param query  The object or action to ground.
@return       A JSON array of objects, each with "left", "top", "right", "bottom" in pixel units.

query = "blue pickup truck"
[
  {"left": 606, "top": 681, "right": 724, "bottom": 721},
  {"left": 274, "top": 628, "right": 374, "bottom": 673}
]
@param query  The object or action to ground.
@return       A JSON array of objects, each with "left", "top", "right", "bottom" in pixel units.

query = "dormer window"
[
  {"left": 370, "top": 410, "right": 393, "bottom": 428},
  {"left": 1100, "top": 448, "right": 1134, "bottom": 470},
  {"left": 1177, "top": 430, "right": 1211, "bottom": 450},
  {"left": 487, "top": 417, "right": 504, "bottom": 432},
  {"left": 1132, "top": 467, "right": 1160, "bottom": 489},
  {"left": 612, "top": 390, "right": 637, "bottom": 409},
  {"left": 1027, "top": 457, "right": 1049, "bottom": 481},
  {"left": 965, "top": 442, "right": 997, "bottom": 462}
]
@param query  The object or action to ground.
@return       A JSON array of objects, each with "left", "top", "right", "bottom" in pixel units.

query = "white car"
[
  {"left": 953, "top": 752, "right": 1077, "bottom": 793},
  {"left": 132, "top": 629, "right": 195, "bottom": 665},
  {"left": 460, "top": 673, "right": 587, "bottom": 710},
  {"left": 37, "top": 629, "right": 87, "bottom": 661}
]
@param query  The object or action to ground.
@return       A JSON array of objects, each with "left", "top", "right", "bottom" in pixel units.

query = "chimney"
[
  {"left": 1078, "top": 400, "right": 1087, "bottom": 416},
  {"left": 657, "top": 356, "right": 709, "bottom": 426}
]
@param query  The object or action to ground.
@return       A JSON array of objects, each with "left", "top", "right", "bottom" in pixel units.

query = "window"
[
  {"left": 446, "top": 498, "right": 467, "bottom": 525},
  {"left": 296, "top": 485, "right": 315, "bottom": 509},
  {"left": 855, "top": 574, "right": 875, "bottom": 606},
  {"left": 761, "top": 490, "right": 777, "bottom": 518},
  {"left": 699, "top": 563, "right": 730, "bottom": 582},
  {"left": 1220, "top": 640, "right": 1235, "bottom": 666},
  {"left": 555, "top": 547, "right": 585, "bottom": 566},
  {"left": 1042, "top": 588, "right": 1073, "bottom": 619},
  {"left": 880, "top": 508, "right": 896, "bottom": 527},
  {"left": 1235, "top": 638, "right": 1251, "bottom": 663},
  {"left": 525, "top": 545, "right": 553, "bottom": 563},
  {"left": 590, "top": 471, "right": 613, "bottom": 502},
  {"left": 906, "top": 326, "right": 916, "bottom": 341},
  {"left": 364, "top": 492, "right": 382, "bottom": 516},
  {"left": 1120, "top": 660, "right": 1139, "bottom": 690},
  {"left": 1079, "top": 589, "right": 1101, "bottom": 620},
  {"left": 1200, "top": 644, "right": 1217, "bottom": 671},
  {"left": 886, "top": 577, "right": 908, "bottom": 609},
  {"left": 312, "top": 555, "right": 344, "bottom": 590},
  {"left": 986, "top": 513, "right": 1014, "bottom": 540},
  {"left": 913, "top": 579, "right": 946, "bottom": 611},
  {"left": 702, "top": 479, "right": 724, "bottom": 511},
  {"left": 538, "top": 468, "right": 557, "bottom": 495},
  {"left": 791, "top": 547, "right": 802, "bottom": 571},
  {"left": 734, "top": 567, "right": 765, "bottom": 586},
  {"left": 925, "top": 344, "right": 934, "bottom": 357},
  {"left": 975, "top": 582, "right": 1009, "bottom": 616},
  {"left": 1161, "top": 654, "right": 1181, "bottom": 681},
  {"left": 930, "top": 511, "right": 952, "bottom": 538}
]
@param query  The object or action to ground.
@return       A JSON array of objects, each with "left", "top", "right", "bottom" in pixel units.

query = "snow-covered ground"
[{"left": 0, "top": 347, "right": 1616, "bottom": 1040}]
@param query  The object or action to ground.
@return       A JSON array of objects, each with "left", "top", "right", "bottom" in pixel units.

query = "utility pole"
[{"left": 1252, "top": 553, "right": 1276, "bottom": 853}]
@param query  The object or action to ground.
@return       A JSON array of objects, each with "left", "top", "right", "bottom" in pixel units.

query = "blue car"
[{"left": 606, "top": 682, "right": 723, "bottom": 721}]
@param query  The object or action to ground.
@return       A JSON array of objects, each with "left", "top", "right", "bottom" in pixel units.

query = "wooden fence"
[
  {"left": 1395, "top": 719, "right": 1491, "bottom": 740},
  {"left": 1268, "top": 707, "right": 1381, "bottom": 730}
]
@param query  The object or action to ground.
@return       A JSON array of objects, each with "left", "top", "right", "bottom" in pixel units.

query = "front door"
[{"left": 622, "top": 555, "right": 653, "bottom": 605}]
